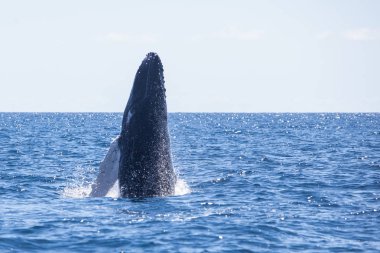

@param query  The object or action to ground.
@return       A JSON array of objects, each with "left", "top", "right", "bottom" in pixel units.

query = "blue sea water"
[{"left": 0, "top": 113, "right": 379, "bottom": 252}]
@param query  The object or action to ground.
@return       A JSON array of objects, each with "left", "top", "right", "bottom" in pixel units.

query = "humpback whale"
[{"left": 90, "top": 52, "right": 176, "bottom": 198}]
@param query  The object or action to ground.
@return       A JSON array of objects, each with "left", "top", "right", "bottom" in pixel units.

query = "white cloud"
[
  {"left": 214, "top": 26, "right": 264, "bottom": 41},
  {"left": 343, "top": 28, "right": 380, "bottom": 41},
  {"left": 316, "top": 31, "right": 334, "bottom": 40},
  {"left": 105, "top": 32, "right": 158, "bottom": 43},
  {"left": 315, "top": 28, "right": 380, "bottom": 41},
  {"left": 191, "top": 26, "right": 264, "bottom": 42}
]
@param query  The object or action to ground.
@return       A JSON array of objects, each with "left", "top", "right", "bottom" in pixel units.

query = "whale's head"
[
  {"left": 118, "top": 52, "right": 175, "bottom": 198},
  {"left": 121, "top": 52, "right": 168, "bottom": 134}
]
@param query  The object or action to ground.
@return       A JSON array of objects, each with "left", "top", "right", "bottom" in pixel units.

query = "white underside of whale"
[{"left": 90, "top": 136, "right": 120, "bottom": 197}]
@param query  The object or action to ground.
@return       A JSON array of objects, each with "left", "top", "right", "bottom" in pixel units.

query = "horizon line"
[{"left": 0, "top": 111, "right": 379, "bottom": 114}]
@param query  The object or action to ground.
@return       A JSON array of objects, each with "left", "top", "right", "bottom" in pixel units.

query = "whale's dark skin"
[{"left": 118, "top": 52, "right": 176, "bottom": 198}]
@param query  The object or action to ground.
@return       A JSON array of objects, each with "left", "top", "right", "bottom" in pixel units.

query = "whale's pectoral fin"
[{"left": 90, "top": 136, "right": 121, "bottom": 197}]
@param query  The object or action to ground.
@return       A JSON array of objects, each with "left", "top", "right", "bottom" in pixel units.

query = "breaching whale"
[{"left": 90, "top": 52, "right": 176, "bottom": 198}]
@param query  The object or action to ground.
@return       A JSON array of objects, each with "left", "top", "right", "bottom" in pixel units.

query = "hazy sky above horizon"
[{"left": 0, "top": 0, "right": 379, "bottom": 112}]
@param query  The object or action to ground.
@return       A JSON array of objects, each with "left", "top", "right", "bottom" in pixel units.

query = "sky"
[{"left": 0, "top": 0, "right": 379, "bottom": 112}]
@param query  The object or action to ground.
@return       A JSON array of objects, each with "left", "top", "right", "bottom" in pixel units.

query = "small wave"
[{"left": 62, "top": 184, "right": 92, "bottom": 198}]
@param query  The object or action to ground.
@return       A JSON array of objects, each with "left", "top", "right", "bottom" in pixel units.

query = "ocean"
[{"left": 0, "top": 113, "right": 379, "bottom": 252}]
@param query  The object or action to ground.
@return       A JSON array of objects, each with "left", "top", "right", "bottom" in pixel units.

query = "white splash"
[
  {"left": 174, "top": 178, "right": 191, "bottom": 196},
  {"left": 62, "top": 184, "right": 92, "bottom": 198}
]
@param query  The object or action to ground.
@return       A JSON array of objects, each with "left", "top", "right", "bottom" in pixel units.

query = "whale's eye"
[{"left": 127, "top": 109, "right": 134, "bottom": 124}]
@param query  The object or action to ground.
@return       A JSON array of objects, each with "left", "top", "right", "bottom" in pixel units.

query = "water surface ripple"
[{"left": 0, "top": 113, "right": 379, "bottom": 252}]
